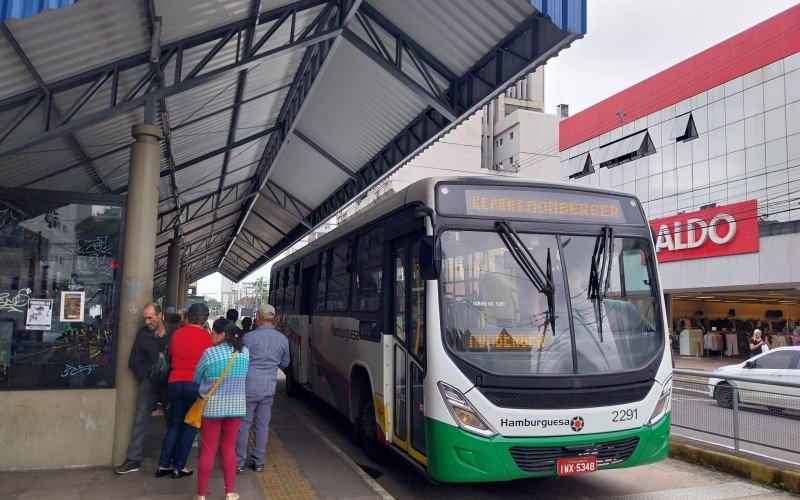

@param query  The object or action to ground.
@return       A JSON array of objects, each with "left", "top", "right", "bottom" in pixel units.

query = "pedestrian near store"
[
  {"left": 114, "top": 302, "right": 178, "bottom": 474},
  {"left": 748, "top": 329, "right": 767, "bottom": 358},
  {"left": 194, "top": 319, "right": 250, "bottom": 500},
  {"left": 235, "top": 304, "right": 290, "bottom": 473},
  {"left": 156, "top": 303, "right": 213, "bottom": 479}
]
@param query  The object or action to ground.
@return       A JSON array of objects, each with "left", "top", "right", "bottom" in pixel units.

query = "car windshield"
[{"left": 440, "top": 230, "right": 663, "bottom": 376}]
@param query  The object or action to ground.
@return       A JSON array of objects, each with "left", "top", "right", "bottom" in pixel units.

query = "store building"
[{"left": 559, "top": 6, "right": 800, "bottom": 354}]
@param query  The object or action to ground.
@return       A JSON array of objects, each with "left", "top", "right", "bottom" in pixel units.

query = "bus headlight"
[
  {"left": 437, "top": 382, "right": 496, "bottom": 437},
  {"left": 648, "top": 376, "right": 672, "bottom": 425}
]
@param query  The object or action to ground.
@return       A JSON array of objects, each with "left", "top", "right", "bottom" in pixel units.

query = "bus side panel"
[{"left": 309, "top": 314, "right": 384, "bottom": 421}]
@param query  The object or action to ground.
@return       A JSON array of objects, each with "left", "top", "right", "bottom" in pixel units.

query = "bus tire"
[
  {"left": 358, "top": 392, "right": 388, "bottom": 463},
  {"left": 284, "top": 365, "right": 301, "bottom": 398}
]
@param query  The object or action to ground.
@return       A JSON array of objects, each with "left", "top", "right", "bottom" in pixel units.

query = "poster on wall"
[
  {"left": 60, "top": 291, "right": 85, "bottom": 322},
  {"left": 26, "top": 299, "right": 53, "bottom": 330}
]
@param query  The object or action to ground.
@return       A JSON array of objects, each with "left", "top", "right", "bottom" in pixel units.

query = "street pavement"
[{"left": 2, "top": 353, "right": 796, "bottom": 499}]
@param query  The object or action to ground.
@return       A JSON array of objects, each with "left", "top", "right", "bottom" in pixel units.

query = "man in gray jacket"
[{"left": 235, "top": 304, "right": 290, "bottom": 473}]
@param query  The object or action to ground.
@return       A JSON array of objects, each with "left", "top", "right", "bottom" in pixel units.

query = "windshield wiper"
[
  {"left": 495, "top": 220, "right": 556, "bottom": 335},
  {"left": 588, "top": 226, "right": 615, "bottom": 342}
]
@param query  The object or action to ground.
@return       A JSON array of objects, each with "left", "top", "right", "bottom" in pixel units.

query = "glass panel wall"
[{"left": 0, "top": 192, "right": 123, "bottom": 390}]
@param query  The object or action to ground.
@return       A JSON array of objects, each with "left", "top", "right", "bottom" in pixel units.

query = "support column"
[
  {"left": 178, "top": 266, "right": 188, "bottom": 313},
  {"left": 113, "top": 124, "right": 163, "bottom": 464},
  {"left": 165, "top": 233, "right": 182, "bottom": 313}
]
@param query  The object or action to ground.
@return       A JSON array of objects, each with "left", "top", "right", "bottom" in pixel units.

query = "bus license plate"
[{"left": 556, "top": 456, "right": 597, "bottom": 476}]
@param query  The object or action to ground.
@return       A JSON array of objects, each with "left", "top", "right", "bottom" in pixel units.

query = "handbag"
[
  {"left": 184, "top": 351, "right": 238, "bottom": 429},
  {"left": 147, "top": 350, "right": 170, "bottom": 387}
]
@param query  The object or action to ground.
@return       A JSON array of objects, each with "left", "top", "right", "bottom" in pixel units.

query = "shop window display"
[{"left": 0, "top": 192, "right": 123, "bottom": 390}]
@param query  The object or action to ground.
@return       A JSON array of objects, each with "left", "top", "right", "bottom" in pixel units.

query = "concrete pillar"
[
  {"left": 165, "top": 234, "right": 182, "bottom": 313},
  {"left": 178, "top": 266, "right": 187, "bottom": 313},
  {"left": 112, "top": 124, "right": 163, "bottom": 464}
]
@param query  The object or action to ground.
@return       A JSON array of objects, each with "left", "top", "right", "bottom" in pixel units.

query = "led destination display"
[{"left": 436, "top": 184, "right": 644, "bottom": 224}]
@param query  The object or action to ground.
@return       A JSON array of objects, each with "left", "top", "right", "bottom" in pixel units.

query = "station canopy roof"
[{"left": 0, "top": 0, "right": 585, "bottom": 293}]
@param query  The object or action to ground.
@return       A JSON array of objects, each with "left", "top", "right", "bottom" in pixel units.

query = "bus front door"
[
  {"left": 390, "top": 236, "right": 427, "bottom": 465},
  {"left": 298, "top": 264, "right": 316, "bottom": 386}
]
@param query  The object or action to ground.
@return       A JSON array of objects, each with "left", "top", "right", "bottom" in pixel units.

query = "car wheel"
[{"left": 714, "top": 383, "right": 733, "bottom": 408}]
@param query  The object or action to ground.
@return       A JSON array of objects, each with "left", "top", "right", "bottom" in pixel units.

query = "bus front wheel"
[{"left": 358, "top": 393, "right": 388, "bottom": 463}]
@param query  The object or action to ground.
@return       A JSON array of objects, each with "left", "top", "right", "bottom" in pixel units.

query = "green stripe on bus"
[{"left": 425, "top": 413, "right": 670, "bottom": 482}]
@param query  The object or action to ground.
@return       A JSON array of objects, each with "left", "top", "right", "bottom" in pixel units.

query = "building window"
[
  {"left": 510, "top": 132, "right": 514, "bottom": 139},
  {"left": 0, "top": 191, "right": 124, "bottom": 390},
  {"left": 565, "top": 152, "right": 594, "bottom": 179},
  {"left": 594, "top": 130, "right": 656, "bottom": 169},
  {"left": 670, "top": 112, "right": 698, "bottom": 142},
  {"left": 499, "top": 138, "right": 503, "bottom": 145}
]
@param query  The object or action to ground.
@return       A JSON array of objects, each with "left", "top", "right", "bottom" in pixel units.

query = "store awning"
[
  {"left": 594, "top": 130, "right": 655, "bottom": 169},
  {"left": 670, "top": 112, "right": 698, "bottom": 142},
  {"left": 565, "top": 151, "right": 592, "bottom": 179}
]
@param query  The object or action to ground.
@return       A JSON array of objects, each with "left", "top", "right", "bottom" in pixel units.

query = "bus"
[{"left": 268, "top": 177, "right": 671, "bottom": 482}]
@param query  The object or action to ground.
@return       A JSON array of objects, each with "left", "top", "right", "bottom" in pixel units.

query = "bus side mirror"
[{"left": 419, "top": 235, "right": 441, "bottom": 280}]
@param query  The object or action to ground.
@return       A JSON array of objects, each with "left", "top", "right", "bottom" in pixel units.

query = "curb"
[{"left": 669, "top": 440, "right": 800, "bottom": 494}]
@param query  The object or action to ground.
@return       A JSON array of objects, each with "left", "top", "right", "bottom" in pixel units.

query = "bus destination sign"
[{"left": 453, "top": 187, "right": 628, "bottom": 223}]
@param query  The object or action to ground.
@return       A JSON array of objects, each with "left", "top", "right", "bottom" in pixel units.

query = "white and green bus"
[{"left": 269, "top": 177, "right": 671, "bottom": 482}]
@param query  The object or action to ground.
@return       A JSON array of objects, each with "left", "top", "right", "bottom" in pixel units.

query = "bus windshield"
[{"left": 440, "top": 230, "right": 662, "bottom": 376}]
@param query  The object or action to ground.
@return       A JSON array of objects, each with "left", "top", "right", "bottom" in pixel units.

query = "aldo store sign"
[{"left": 649, "top": 200, "right": 759, "bottom": 263}]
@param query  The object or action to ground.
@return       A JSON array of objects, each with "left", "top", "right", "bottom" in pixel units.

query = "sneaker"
[
  {"left": 235, "top": 466, "right": 245, "bottom": 475},
  {"left": 252, "top": 463, "right": 264, "bottom": 473},
  {"left": 113, "top": 459, "right": 140, "bottom": 474}
]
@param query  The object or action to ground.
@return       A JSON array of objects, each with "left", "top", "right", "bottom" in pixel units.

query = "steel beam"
[
  {"left": 342, "top": 30, "right": 456, "bottom": 122},
  {"left": 112, "top": 124, "right": 281, "bottom": 195},
  {"left": 293, "top": 129, "right": 358, "bottom": 181},
  {"left": 0, "top": 0, "right": 341, "bottom": 156},
  {"left": 250, "top": 209, "right": 288, "bottom": 236},
  {"left": 1, "top": 24, "right": 114, "bottom": 191},
  {"left": 219, "top": 0, "right": 362, "bottom": 270},
  {"left": 233, "top": 9, "right": 578, "bottom": 280}
]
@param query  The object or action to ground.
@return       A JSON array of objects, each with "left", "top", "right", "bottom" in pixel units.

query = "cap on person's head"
[
  {"left": 226, "top": 308, "right": 239, "bottom": 321},
  {"left": 256, "top": 304, "right": 275, "bottom": 321}
]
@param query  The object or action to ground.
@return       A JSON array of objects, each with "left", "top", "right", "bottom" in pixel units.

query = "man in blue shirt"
[{"left": 235, "top": 304, "right": 290, "bottom": 473}]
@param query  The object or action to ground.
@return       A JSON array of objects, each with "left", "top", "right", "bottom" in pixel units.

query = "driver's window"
[{"left": 753, "top": 351, "right": 795, "bottom": 369}]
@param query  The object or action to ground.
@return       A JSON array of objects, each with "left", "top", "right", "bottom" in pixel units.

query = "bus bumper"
[{"left": 426, "top": 412, "right": 671, "bottom": 482}]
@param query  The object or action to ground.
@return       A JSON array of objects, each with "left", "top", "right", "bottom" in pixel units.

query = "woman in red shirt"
[{"left": 156, "top": 303, "right": 213, "bottom": 478}]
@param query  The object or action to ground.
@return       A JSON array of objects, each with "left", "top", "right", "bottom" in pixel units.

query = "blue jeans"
[{"left": 158, "top": 381, "right": 199, "bottom": 470}]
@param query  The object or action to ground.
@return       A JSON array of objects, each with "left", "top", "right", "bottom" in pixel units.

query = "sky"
[{"left": 199, "top": 0, "right": 799, "bottom": 297}]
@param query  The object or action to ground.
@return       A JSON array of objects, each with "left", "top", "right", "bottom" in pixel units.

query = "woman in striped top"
[{"left": 193, "top": 319, "right": 250, "bottom": 500}]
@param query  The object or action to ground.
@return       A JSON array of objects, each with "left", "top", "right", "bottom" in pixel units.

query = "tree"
[
  {"left": 205, "top": 297, "right": 222, "bottom": 316},
  {"left": 251, "top": 277, "right": 270, "bottom": 307}
]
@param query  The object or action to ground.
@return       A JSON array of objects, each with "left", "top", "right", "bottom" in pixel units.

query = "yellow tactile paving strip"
[{"left": 253, "top": 429, "right": 319, "bottom": 499}]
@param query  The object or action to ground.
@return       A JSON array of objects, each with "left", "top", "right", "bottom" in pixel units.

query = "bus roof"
[{"left": 270, "top": 176, "right": 640, "bottom": 272}]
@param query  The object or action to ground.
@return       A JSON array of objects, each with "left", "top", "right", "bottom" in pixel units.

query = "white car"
[{"left": 707, "top": 346, "right": 800, "bottom": 413}]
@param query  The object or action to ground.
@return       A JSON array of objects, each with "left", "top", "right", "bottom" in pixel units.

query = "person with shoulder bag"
[
  {"left": 155, "top": 303, "right": 213, "bottom": 479},
  {"left": 192, "top": 319, "right": 250, "bottom": 500},
  {"left": 113, "top": 302, "right": 177, "bottom": 474}
]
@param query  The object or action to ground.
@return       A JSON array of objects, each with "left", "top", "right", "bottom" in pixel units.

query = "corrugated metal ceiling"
[{"left": 1, "top": 0, "right": 584, "bottom": 292}]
